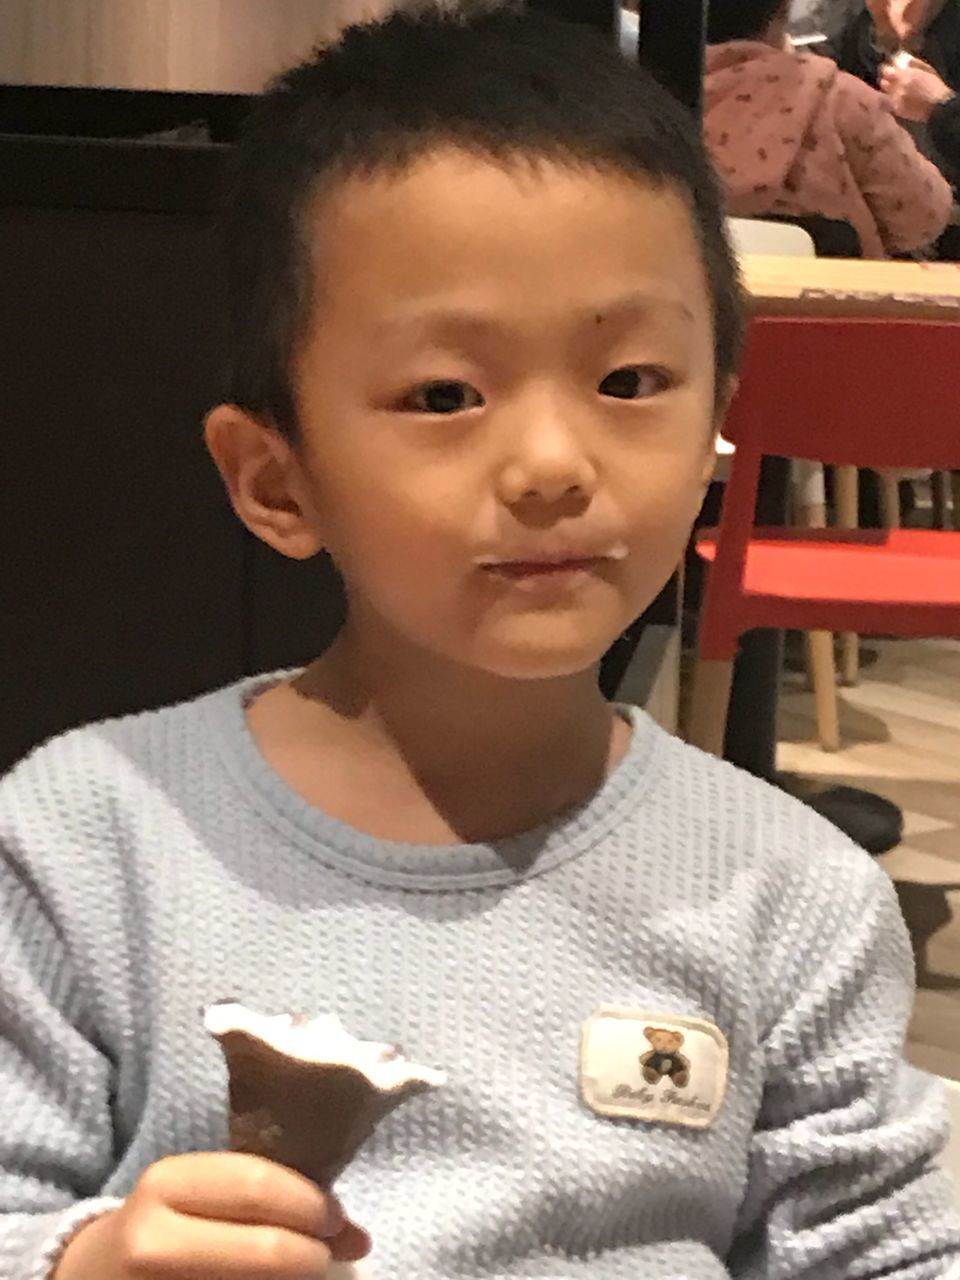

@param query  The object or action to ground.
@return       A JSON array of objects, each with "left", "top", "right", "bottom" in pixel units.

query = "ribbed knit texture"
[{"left": 1, "top": 673, "right": 959, "bottom": 1279}]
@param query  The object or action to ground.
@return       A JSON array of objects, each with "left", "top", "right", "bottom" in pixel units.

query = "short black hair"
[
  {"left": 706, "top": 0, "right": 788, "bottom": 44},
  {"left": 222, "top": 4, "right": 744, "bottom": 438}
]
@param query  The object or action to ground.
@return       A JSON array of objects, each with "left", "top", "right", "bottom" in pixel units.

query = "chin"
[
  {"left": 468, "top": 638, "right": 614, "bottom": 682},
  {"left": 449, "top": 610, "right": 633, "bottom": 681}
]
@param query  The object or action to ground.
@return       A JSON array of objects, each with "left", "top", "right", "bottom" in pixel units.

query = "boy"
[{"left": 1, "top": 5, "right": 958, "bottom": 1278}]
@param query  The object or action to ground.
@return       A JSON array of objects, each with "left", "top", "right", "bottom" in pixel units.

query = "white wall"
[{"left": 0, "top": 0, "right": 393, "bottom": 92}]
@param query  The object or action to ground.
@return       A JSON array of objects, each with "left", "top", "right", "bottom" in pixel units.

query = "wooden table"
[
  {"left": 717, "top": 258, "right": 960, "bottom": 461},
  {"left": 742, "top": 255, "right": 960, "bottom": 320}
]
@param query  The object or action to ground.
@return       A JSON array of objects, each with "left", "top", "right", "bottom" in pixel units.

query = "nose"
[{"left": 496, "top": 402, "right": 599, "bottom": 511}]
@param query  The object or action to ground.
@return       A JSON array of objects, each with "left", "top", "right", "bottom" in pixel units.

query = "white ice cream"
[{"left": 204, "top": 1002, "right": 447, "bottom": 1092}]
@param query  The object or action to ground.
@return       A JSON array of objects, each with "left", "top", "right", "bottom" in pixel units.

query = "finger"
[
  {"left": 144, "top": 1153, "right": 334, "bottom": 1239},
  {"left": 127, "top": 1210, "right": 332, "bottom": 1278},
  {"left": 329, "top": 1219, "right": 373, "bottom": 1263}
]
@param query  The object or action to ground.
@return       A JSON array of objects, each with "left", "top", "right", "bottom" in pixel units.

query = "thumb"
[{"left": 329, "top": 1218, "right": 373, "bottom": 1263}]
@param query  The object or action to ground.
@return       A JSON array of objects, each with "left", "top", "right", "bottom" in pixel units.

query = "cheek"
[
  {"left": 319, "top": 478, "right": 464, "bottom": 595},
  {"left": 625, "top": 445, "right": 712, "bottom": 540}
]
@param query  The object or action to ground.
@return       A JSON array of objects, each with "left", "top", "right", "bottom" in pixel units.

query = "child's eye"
[
  {"left": 599, "top": 366, "right": 670, "bottom": 400},
  {"left": 400, "top": 381, "right": 485, "bottom": 414}
]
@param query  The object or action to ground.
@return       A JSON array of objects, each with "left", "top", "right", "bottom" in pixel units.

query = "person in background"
[
  {"left": 881, "top": 51, "right": 960, "bottom": 165},
  {"left": 705, "top": 0, "right": 952, "bottom": 255},
  {"left": 836, "top": 0, "right": 960, "bottom": 200},
  {"left": 836, "top": 0, "right": 960, "bottom": 94}
]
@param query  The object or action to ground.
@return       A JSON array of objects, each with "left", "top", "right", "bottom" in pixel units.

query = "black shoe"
[{"left": 781, "top": 780, "right": 903, "bottom": 854}]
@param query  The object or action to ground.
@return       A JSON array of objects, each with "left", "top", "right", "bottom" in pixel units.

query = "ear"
[
  {"left": 713, "top": 374, "right": 739, "bottom": 433},
  {"left": 204, "top": 404, "right": 324, "bottom": 562},
  {"left": 672, "top": 1032, "right": 685, "bottom": 1047},
  {"left": 701, "top": 374, "right": 740, "bottom": 488},
  {"left": 643, "top": 1027, "right": 656, "bottom": 1043}
]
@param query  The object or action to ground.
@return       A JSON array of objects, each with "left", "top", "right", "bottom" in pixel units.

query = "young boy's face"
[{"left": 218, "top": 147, "right": 726, "bottom": 681}]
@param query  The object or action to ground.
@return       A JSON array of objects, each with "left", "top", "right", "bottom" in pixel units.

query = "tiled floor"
[{"left": 779, "top": 638, "right": 960, "bottom": 1079}]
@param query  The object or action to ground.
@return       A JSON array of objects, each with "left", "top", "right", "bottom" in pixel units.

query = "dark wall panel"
[{"left": 1, "top": 203, "right": 244, "bottom": 763}]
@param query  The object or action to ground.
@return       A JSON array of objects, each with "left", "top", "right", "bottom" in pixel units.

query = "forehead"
[{"left": 305, "top": 147, "right": 712, "bottom": 339}]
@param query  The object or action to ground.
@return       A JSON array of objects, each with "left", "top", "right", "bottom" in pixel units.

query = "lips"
[
  {"left": 483, "top": 558, "right": 604, "bottom": 578},
  {"left": 476, "top": 544, "right": 627, "bottom": 577}
]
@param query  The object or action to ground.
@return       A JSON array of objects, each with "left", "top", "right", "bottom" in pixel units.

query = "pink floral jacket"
[{"left": 705, "top": 41, "right": 952, "bottom": 257}]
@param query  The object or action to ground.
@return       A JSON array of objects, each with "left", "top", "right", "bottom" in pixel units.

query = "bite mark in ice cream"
[{"left": 204, "top": 1002, "right": 445, "bottom": 1186}]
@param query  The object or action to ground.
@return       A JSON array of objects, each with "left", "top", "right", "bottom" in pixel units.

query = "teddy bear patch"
[
  {"left": 580, "top": 1007, "right": 729, "bottom": 1129},
  {"left": 640, "top": 1027, "right": 691, "bottom": 1088}
]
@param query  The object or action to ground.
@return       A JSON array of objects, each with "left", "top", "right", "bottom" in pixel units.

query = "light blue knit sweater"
[{"left": 1, "top": 674, "right": 959, "bottom": 1279}]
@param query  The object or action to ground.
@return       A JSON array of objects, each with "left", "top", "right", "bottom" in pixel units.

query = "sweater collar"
[{"left": 204, "top": 672, "right": 661, "bottom": 891}]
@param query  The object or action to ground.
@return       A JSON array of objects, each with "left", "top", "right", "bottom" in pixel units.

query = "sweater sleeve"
[
  {"left": 929, "top": 95, "right": 960, "bottom": 175},
  {"left": 837, "top": 75, "right": 953, "bottom": 253},
  {"left": 729, "top": 854, "right": 960, "bottom": 1279},
  {"left": 0, "top": 795, "right": 123, "bottom": 1279}
]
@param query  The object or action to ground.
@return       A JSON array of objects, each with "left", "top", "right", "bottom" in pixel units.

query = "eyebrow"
[
  {"left": 373, "top": 291, "right": 697, "bottom": 339},
  {"left": 586, "top": 291, "right": 697, "bottom": 328}
]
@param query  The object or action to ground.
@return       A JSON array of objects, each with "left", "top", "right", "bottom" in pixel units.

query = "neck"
[
  {"left": 287, "top": 618, "right": 624, "bottom": 841},
  {"left": 302, "top": 619, "right": 616, "bottom": 776}
]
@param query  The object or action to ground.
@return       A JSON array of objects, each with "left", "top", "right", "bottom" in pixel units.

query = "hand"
[
  {"left": 53, "top": 1152, "right": 371, "bottom": 1279},
  {"left": 880, "top": 55, "right": 953, "bottom": 121}
]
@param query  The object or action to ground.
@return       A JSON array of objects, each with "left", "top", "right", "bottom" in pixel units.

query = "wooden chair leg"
[
  {"left": 796, "top": 501, "right": 827, "bottom": 529},
  {"left": 795, "top": 472, "right": 840, "bottom": 751},
  {"left": 834, "top": 464, "right": 858, "bottom": 526},
  {"left": 839, "top": 631, "right": 859, "bottom": 687},
  {"left": 686, "top": 658, "right": 735, "bottom": 757},
  {"left": 879, "top": 471, "right": 901, "bottom": 529},
  {"left": 805, "top": 630, "right": 840, "bottom": 752},
  {"left": 834, "top": 465, "right": 860, "bottom": 686}
]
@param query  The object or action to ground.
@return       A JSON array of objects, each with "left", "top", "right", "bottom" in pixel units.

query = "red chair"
[{"left": 687, "top": 315, "right": 960, "bottom": 757}]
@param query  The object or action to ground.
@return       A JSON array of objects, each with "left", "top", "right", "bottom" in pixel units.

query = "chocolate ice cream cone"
[{"left": 205, "top": 1003, "right": 445, "bottom": 1187}]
